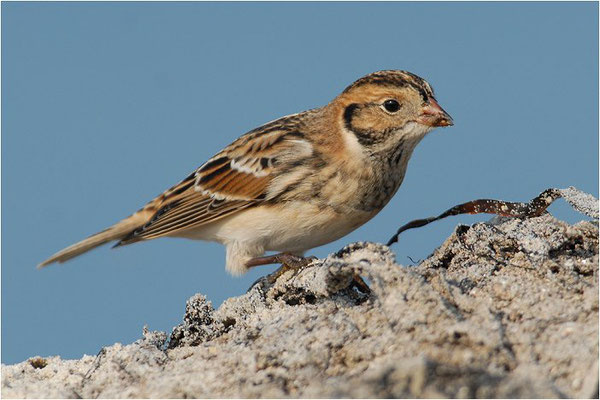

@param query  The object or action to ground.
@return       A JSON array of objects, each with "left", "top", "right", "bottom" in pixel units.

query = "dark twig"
[{"left": 387, "top": 188, "right": 563, "bottom": 246}]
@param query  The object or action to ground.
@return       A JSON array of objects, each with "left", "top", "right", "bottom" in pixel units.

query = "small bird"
[{"left": 39, "top": 70, "right": 453, "bottom": 275}]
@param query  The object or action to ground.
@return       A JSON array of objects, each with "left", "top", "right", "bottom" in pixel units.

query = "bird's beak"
[{"left": 417, "top": 98, "right": 453, "bottom": 127}]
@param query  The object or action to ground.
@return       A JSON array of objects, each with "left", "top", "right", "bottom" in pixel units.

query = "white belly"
[{"left": 177, "top": 201, "right": 374, "bottom": 253}]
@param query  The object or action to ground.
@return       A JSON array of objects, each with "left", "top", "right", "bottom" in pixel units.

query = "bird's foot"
[
  {"left": 266, "top": 256, "right": 317, "bottom": 284},
  {"left": 246, "top": 253, "right": 317, "bottom": 291}
]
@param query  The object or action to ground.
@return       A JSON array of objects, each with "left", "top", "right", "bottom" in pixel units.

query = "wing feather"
[
  {"left": 138, "top": 200, "right": 250, "bottom": 239},
  {"left": 116, "top": 116, "right": 314, "bottom": 244}
]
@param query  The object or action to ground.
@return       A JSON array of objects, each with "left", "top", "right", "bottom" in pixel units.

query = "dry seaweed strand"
[{"left": 387, "top": 188, "right": 563, "bottom": 246}]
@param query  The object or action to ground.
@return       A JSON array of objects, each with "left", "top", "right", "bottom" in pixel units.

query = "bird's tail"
[{"left": 38, "top": 212, "right": 149, "bottom": 268}]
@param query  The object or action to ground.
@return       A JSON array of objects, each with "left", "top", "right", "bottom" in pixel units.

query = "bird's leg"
[
  {"left": 246, "top": 253, "right": 314, "bottom": 269},
  {"left": 245, "top": 253, "right": 371, "bottom": 294},
  {"left": 246, "top": 253, "right": 317, "bottom": 284}
]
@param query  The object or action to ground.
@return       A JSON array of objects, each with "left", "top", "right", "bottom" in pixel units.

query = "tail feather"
[{"left": 38, "top": 213, "right": 148, "bottom": 268}]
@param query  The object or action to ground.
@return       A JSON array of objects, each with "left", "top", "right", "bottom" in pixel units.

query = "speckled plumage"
[{"left": 39, "top": 70, "right": 453, "bottom": 274}]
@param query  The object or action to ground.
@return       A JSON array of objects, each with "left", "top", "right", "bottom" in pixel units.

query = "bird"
[{"left": 39, "top": 70, "right": 453, "bottom": 275}]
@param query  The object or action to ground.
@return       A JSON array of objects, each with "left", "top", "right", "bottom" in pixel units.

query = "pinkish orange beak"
[{"left": 417, "top": 98, "right": 453, "bottom": 127}]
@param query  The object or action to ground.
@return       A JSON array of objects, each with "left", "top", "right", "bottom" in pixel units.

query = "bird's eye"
[{"left": 383, "top": 99, "right": 401, "bottom": 113}]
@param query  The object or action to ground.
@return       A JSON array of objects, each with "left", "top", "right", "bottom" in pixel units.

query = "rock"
[{"left": 2, "top": 191, "right": 598, "bottom": 398}]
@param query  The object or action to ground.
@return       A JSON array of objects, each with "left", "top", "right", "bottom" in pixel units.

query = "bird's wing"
[{"left": 116, "top": 121, "right": 314, "bottom": 244}]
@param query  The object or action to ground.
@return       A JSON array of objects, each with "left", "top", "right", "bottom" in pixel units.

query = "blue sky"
[{"left": 2, "top": 2, "right": 598, "bottom": 364}]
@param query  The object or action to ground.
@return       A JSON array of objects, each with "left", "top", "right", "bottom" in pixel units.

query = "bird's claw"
[{"left": 246, "top": 255, "right": 318, "bottom": 292}]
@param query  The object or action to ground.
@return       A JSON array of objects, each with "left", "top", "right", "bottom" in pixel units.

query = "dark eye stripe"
[
  {"left": 343, "top": 103, "right": 391, "bottom": 147},
  {"left": 343, "top": 103, "right": 359, "bottom": 132}
]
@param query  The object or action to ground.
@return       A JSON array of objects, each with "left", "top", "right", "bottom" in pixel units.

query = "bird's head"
[{"left": 334, "top": 70, "right": 453, "bottom": 151}]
